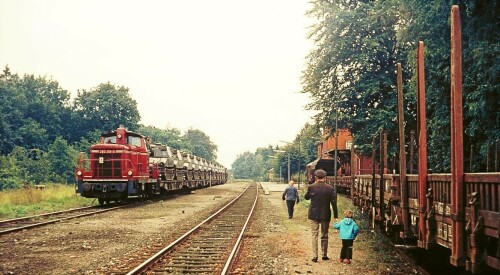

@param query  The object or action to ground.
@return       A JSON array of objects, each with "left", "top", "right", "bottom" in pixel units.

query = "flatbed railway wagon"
[{"left": 351, "top": 6, "right": 499, "bottom": 273}]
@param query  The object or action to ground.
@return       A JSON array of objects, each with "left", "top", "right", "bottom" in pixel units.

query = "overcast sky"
[{"left": 0, "top": 0, "right": 317, "bottom": 168}]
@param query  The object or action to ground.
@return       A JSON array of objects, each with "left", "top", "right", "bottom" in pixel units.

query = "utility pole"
[
  {"left": 334, "top": 104, "right": 339, "bottom": 187},
  {"left": 273, "top": 149, "right": 287, "bottom": 183},
  {"left": 287, "top": 153, "right": 291, "bottom": 183}
]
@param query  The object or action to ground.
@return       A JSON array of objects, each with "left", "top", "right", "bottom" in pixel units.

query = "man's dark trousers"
[{"left": 286, "top": 200, "right": 296, "bottom": 218}]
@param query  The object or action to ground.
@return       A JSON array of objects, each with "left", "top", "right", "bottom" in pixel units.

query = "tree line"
[
  {"left": 232, "top": 0, "right": 498, "bottom": 180},
  {"left": 231, "top": 123, "right": 322, "bottom": 182},
  {"left": 0, "top": 66, "right": 218, "bottom": 190}
]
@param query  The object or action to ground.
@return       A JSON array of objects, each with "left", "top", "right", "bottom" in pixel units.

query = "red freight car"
[{"left": 349, "top": 6, "right": 499, "bottom": 273}]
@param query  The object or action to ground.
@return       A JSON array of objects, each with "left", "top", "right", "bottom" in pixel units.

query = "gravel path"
[{"left": 232, "top": 182, "right": 422, "bottom": 275}]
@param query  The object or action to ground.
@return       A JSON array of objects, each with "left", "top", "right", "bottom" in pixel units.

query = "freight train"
[
  {"left": 306, "top": 6, "right": 499, "bottom": 273},
  {"left": 75, "top": 126, "right": 227, "bottom": 204}
]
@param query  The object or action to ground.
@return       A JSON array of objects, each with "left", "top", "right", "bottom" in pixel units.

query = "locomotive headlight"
[
  {"left": 77, "top": 170, "right": 82, "bottom": 176},
  {"left": 83, "top": 182, "right": 92, "bottom": 191},
  {"left": 117, "top": 183, "right": 127, "bottom": 192},
  {"left": 128, "top": 170, "right": 133, "bottom": 176},
  {"left": 117, "top": 134, "right": 122, "bottom": 139}
]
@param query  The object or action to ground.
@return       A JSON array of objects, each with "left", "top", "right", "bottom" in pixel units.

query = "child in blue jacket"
[{"left": 333, "top": 210, "right": 359, "bottom": 264}]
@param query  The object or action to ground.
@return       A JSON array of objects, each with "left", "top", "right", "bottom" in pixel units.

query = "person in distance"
[
  {"left": 304, "top": 169, "right": 338, "bottom": 263},
  {"left": 282, "top": 180, "right": 299, "bottom": 219}
]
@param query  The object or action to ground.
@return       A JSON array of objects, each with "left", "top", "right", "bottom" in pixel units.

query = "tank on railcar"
[
  {"left": 186, "top": 154, "right": 196, "bottom": 187},
  {"left": 200, "top": 159, "right": 209, "bottom": 186},
  {"left": 208, "top": 161, "right": 217, "bottom": 185},
  {"left": 192, "top": 156, "right": 202, "bottom": 188},
  {"left": 151, "top": 143, "right": 177, "bottom": 182}
]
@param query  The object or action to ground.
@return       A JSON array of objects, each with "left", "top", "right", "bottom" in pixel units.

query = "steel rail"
[
  {"left": 0, "top": 205, "right": 97, "bottom": 225},
  {"left": 0, "top": 205, "right": 125, "bottom": 235},
  {"left": 126, "top": 183, "right": 257, "bottom": 275},
  {"left": 220, "top": 181, "right": 259, "bottom": 274}
]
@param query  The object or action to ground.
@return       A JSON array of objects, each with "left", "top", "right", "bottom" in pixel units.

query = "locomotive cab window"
[
  {"left": 128, "top": 136, "right": 142, "bottom": 147},
  {"left": 104, "top": 136, "right": 116, "bottom": 144}
]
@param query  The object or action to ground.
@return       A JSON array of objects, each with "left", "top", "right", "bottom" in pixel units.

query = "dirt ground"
[
  {"left": 232, "top": 183, "right": 421, "bottom": 275},
  {"left": 0, "top": 181, "right": 421, "bottom": 274}
]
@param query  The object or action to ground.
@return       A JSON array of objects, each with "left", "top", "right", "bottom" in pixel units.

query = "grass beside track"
[{"left": 0, "top": 184, "right": 94, "bottom": 219}]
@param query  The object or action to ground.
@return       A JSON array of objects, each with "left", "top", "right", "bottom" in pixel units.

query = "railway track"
[
  {"left": 0, "top": 204, "right": 126, "bottom": 235},
  {"left": 111, "top": 182, "right": 258, "bottom": 275}
]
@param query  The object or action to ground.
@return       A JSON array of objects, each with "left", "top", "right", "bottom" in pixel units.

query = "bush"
[{"left": 0, "top": 184, "right": 93, "bottom": 219}]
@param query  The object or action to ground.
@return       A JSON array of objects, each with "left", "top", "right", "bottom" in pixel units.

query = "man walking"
[
  {"left": 282, "top": 180, "right": 299, "bottom": 219},
  {"left": 304, "top": 169, "right": 338, "bottom": 262}
]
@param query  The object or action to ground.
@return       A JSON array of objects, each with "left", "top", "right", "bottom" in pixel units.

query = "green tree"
[
  {"left": 232, "top": 151, "right": 255, "bottom": 179},
  {"left": 0, "top": 66, "right": 73, "bottom": 152},
  {"left": 254, "top": 146, "right": 275, "bottom": 181},
  {"left": 399, "top": 0, "right": 499, "bottom": 172},
  {"left": 46, "top": 137, "right": 79, "bottom": 183},
  {"left": 16, "top": 119, "right": 49, "bottom": 150},
  {"left": 182, "top": 128, "right": 218, "bottom": 161},
  {"left": 303, "top": 0, "right": 403, "bottom": 156},
  {"left": 138, "top": 125, "right": 184, "bottom": 149},
  {"left": 0, "top": 154, "right": 22, "bottom": 190},
  {"left": 10, "top": 146, "right": 51, "bottom": 185},
  {"left": 231, "top": 124, "right": 322, "bottom": 182},
  {"left": 397, "top": 0, "right": 453, "bottom": 172},
  {"left": 19, "top": 74, "right": 72, "bottom": 142},
  {"left": 458, "top": 0, "right": 499, "bottom": 172},
  {"left": 0, "top": 67, "right": 27, "bottom": 154},
  {"left": 73, "top": 83, "right": 141, "bottom": 134}
]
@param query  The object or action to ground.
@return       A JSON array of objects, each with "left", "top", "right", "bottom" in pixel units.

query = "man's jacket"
[
  {"left": 282, "top": 186, "right": 299, "bottom": 202},
  {"left": 304, "top": 182, "right": 338, "bottom": 221}
]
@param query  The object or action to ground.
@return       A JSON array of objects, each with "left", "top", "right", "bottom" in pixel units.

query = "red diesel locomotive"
[{"left": 75, "top": 126, "right": 227, "bottom": 204}]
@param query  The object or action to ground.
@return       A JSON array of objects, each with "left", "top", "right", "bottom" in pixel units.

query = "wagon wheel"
[
  {"left": 137, "top": 182, "right": 145, "bottom": 201},
  {"left": 98, "top": 198, "right": 105, "bottom": 205}
]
